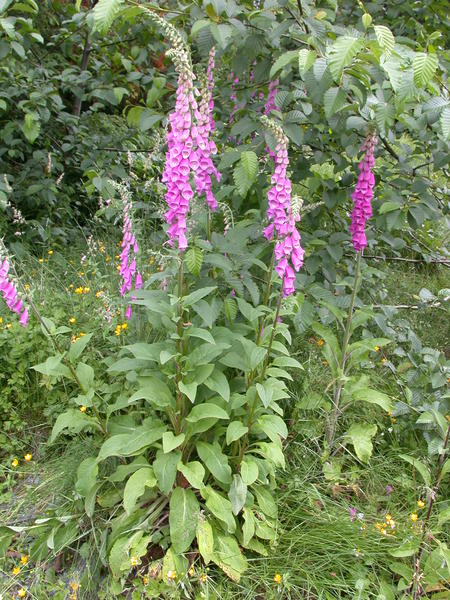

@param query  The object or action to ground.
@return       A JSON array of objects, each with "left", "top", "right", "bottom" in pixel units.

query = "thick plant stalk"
[{"left": 327, "top": 250, "right": 361, "bottom": 447}]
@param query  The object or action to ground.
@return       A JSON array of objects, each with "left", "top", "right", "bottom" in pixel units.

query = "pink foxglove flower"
[
  {"left": 118, "top": 188, "right": 142, "bottom": 319},
  {"left": 349, "top": 132, "right": 377, "bottom": 252},
  {"left": 0, "top": 257, "right": 29, "bottom": 326},
  {"left": 262, "top": 117, "right": 304, "bottom": 296},
  {"left": 192, "top": 48, "right": 221, "bottom": 211}
]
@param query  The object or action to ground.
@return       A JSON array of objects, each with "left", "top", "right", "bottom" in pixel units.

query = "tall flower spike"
[
  {"left": 142, "top": 7, "right": 196, "bottom": 251},
  {"left": 349, "top": 132, "right": 378, "bottom": 252},
  {"left": 117, "top": 184, "right": 142, "bottom": 319},
  {"left": 262, "top": 116, "right": 304, "bottom": 296},
  {"left": 192, "top": 48, "right": 221, "bottom": 211},
  {"left": 264, "top": 80, "right": 279, "bottom": 158},
  {"left": 0, "top": 246, "right": 29, "bottom": 326}
]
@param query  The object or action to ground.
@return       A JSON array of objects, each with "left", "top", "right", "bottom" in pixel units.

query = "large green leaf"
[
  {"left": 196, "top": 441, "right": 232, "bottom": 484},
  {"left": 93, "top": 0, "right": 125, "bottom": 34},
  {"left": 196, "top": 517, "right": 214, "bottom": 564},
  {"left": 123, "top": 467, "right": 157, "bottom": 515},
  {"left": 97, "top": 421, "right": 165, "bottom": 461},
  {"left": 413, "top": 52, "right": 438, "bottom": 87},
  {"left": 50, "top": 409, "right": 99, "bottom": 443},
  {"left": 328, "top": 36, "right": 364, "bottom": 81},
  {"left": 345, "top": 423, "right": 377, "bottom": 463},
  {"left": 169, "top": 487, "right": 200, "bottom": 553},
  {"left": 201, "top": 486, "right": 236, "bottom": 533},
  {"left": 228, "top": 475, "right": 247, "bottom": 516},
  {"left": 153, "top": 450, "right": 181, "bottom": 495},
  {"left": 323, "top": 87, "right": 346, "bottom": 118},
  {"left": 185, "top": 403, "right": 229, "bottom": 423},
  {"left": 177, "top": 461, "right": 205, "bottom": 489},
  {"left": 374, "top": 25, "right": 395, "bottom": 58},
  {"left": 212, "top": 532, "right": 248, "bottom": 582}
]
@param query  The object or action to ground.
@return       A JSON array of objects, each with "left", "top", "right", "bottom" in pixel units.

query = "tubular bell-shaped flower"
[
  {"left": 349, "top": 132, "right": 378, "bottom": 252},
  {"left": 264, "top": 79, "right": 279, "bottom": 116},
  {"left": 117, "top": 184, "right": 142, "bottom": 319},
  {"left": 0, "top": 248, "right": 29, "bottom": 326},
  {"left": 192, "top": 48, "right": 221, "bottom": 211},
  {"left": 262, "top": 116, "right": 304, "bottom": 296}
]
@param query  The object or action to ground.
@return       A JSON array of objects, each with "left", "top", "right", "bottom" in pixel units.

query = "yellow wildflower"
[
  {"left": 105, "top": 256, "right": 111, "bottom": 262},
  {"left": 121, "top": 322, "right": 128, "bottom": 330},
  {"left": 13, "top": 566, "right": 20, "bottom": 575},
  {"left": 391, "top": 417, "right": 396, "bottom": 423},
  {"left": 410, "top": 513, "right": 418, "bottom": 522},
  {"left": 167, "top": 570, "right": 177, "bottom": 580},
  {"left": 83, "top": 287, "right": 90, "bottom": 294},
  {"left": 68, "top": 283, "right": 73, "bottom": 289},
  {"left": 24, "top": 284, "right": 30, "bottom": 291},
  {"left": 116, "top": 264, "right": 120, "bottom": 271},
  {"left": 149, "top": 257, "right": 155, "bottom": 264},
  {"left": 24, "top": 453, "right": 32, "bottom": 462},
  {"left": 48, "top": 250, "right": 53, "bottom": 256},
  {"left": 6, "top": 323, "right": 12, "bottom": 329},
  {"left": 115, "top": 255, "right": 120, "bottom": 260},
  {"left": 17, "top": 589, "right": 26, "bottom": 598},
  {"left": 20, "top": 556, "right": 28, "bottom": 565},
  {"left": 114, "top": 326, "right": 121, "bottom": 336},
  {"left": 130, "top": 556, "right": 138, "bottom": 567},
  {"left": 80, "top": 406, "right": 87, "bottom": 413},
  {"left": 188, "top": 566, "right": 194, "bottom": 577},
  {"left": 274, "top": 573, "right": 282, "bottom": 583},
  {"left": 0, "top": 317, "right": 2, "bottom": 324},
  {"left": 38, "top": 258, "right": 44, "bottom": 263},
  {"left": 381, "top": 357, "right": 387, "bottom": 364},
  {"left": 143, "top": 575, "right": 149, "bottom": 585},
  {"left": 200, "top": 573, "right": 207, "bottom": 583},
  {"left": 317, "top": 339, "right": 324, "bottom": 347},
  {"left": 95, "top": 291, "right": 104, "bottom": 298},
  {"left": 69, "top": 317, "right": 76, "bottom": 324},
  {"left": 74, "top": 287, "right": 83, "bottom": 294},
  {"left": 11, "top": 458, "right": 19, "bottom": 468},
  {"left": 380, "top": 528, "right": 387, "bottom": 536},
  {"left": 374, "top": 346, "right": 380, "bottom": 352}
]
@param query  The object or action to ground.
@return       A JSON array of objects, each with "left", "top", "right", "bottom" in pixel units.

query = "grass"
[{"left": 0, "top": 241, "right": 449, "bottom": 599}]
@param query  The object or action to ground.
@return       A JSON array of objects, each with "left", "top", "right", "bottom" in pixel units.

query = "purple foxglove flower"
[
  {"left": 263, "top": 118, "right": 304, "bottom": 296},
  {"left": 349, "top": 132, "right": 378, "bottom": 252},
  {"left": 0, "top": 252, "right": 30, "bottom": 326}
]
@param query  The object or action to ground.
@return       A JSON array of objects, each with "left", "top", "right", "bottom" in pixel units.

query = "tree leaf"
[
  {"left": 123, "top": 467, "right": 156, "bottom": 515},
  {"left": 93, "top": 0, "right": 124, "bottom": 34},
  {"left": 240, "top": 151, "right": 258, "bottom": 180},
  {"left": 270, "top": 50, "right": 299, "bottom": 78},
  {"left": 374, "top": 25, "right": 395, "bottom": 58},
  {"left": 22, "top": 113, "right": 40, "bottom": 143},
  {"left": 298, "top": 49, "right": 316, "bottom": 75},
  {"left": 354, "top": 388, "right": 392, "bottom": 412},
  {"left": 345, "top": 423, "right": 377, "bottom": 462},
  {"left": 185, "top": 247, "right": 203, "bottom": 277},
  {"left": 169, "top": 487, "right": 200, "bottom": 553},
  {"left": 413, "top": 52, "right": 439, "bottom": 87},
  {"left": 328, "top": 36, "right": 363, "bottom": 81},
  {"left": 441, "top": 106, "right": 450, "bottom": 140},
  {"left": 323, "top": 87, "right": 346, "bottom": 118}
]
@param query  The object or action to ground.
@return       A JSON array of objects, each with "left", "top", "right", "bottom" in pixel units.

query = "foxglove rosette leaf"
[
  {"left": 262, "top": 116, "right": 304, "bottom": 296},
  {"left": 349, "top": 132, "right": 378, "bottom": 252},
  {"left": 0, "top": 254, "right": 29, "bottom": 326}
]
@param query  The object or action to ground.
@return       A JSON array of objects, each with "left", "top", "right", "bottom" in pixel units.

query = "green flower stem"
[
  {"left": 174, "top": 257, "right": 185, "bottom": 434},
  {"left": 256, "top": 249, "right": 275, "bottom": 345},
  {"left": 327, "top": 250, "right": 362, "bottom": 447},
  {"left": 237, "top": 281, "right": 284, "bottom": 467}
]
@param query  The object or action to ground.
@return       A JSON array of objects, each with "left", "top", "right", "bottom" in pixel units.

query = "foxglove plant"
[
  {"left": 117, "top": 184, "right": 142, "bottom": 319},
  {"left": 264, "top": 79, "right": 279, "bottom": 116},
  {"left": 262, "top": 116, "right": 304, "bottom": 296},
  {"left": 349, "top": 132, "right": 378, "bottom": 252},
  {"left": 0, "top": 244, "right": 29, "bottom": 326}
]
